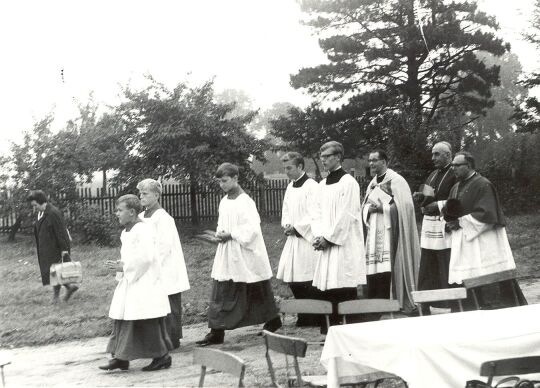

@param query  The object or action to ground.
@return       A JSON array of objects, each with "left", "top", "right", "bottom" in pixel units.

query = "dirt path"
[
  {"left": 3, "top": 279, "right": 540, "bottom": 388},
  {"left": 2, "top": 319, "right": 327, "bottom": 387}
]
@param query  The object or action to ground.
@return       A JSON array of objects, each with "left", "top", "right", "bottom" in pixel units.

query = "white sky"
[{"left": 0, "top": 0, "right": 537, "bottom": 154}]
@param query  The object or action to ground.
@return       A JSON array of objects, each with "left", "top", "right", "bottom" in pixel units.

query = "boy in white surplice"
[{"left": 196, "top": 163, "right": 281, "bottom": 347}]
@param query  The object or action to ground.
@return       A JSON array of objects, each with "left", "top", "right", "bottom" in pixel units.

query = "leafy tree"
[
  {"left": 115, "top": 77, "right": 267, "bottom": 224},
  {"left": 291, "top": 0, "right": 509, "bottom": 170},
  {"left": 1, "top": 115, "right": 92, "bottom": 240},
  {"left": 513, "top": 0, "right": 540, "bottom": 133}
]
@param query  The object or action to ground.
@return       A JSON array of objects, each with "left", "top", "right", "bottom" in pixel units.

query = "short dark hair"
[
  {"left": 280, "top": 152, "right": 305, "bottom": 170},
  {"left": 27, "top": 190, "right": 48, "bottom": 204},
  {"left": 320, "top": 141, "right": 344, "bottom": 162},
  {"left": 455, "top": 151, "right": 475, "bottom": 169},
  {"left": 370, "top": 149, "right": 388, "bottom": 163},
  {"left": 215, "top": 163, "right": 239, "bottom": 178},
  {"left": 117, "top": 194, "right": 142, "bottom": 214}
]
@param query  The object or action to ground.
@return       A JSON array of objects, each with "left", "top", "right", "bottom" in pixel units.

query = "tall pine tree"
[{"left": 291, "top": 0, "right": 508, "bottom": 170}]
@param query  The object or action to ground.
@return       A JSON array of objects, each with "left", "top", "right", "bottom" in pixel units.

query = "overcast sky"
[{"left": 0, "top": 0, "right": 537, "bottom": 153}]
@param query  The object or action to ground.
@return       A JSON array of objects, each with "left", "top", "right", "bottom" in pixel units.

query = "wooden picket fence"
[{"left": 0, "top": 176, "right": 370, "bottom": 233}]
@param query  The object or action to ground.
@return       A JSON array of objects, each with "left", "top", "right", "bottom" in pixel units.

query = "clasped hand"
[
  {"left": 216, "top": 230, "right": 232, "bottom": 242},
  {"left": 312, "top": 236, "right": 330, "bottom": 251},
  {"left": 105, "top": 260, "right": 123, "bottom": 273},
  {"left": 283, "top": 224, "right": 296, "bottom": 236},
  {"left": 421, "top": 202, "right": 439, "bottom": 216},
  {"left": 445, "top": 220, "right": 461, "bottom": 232}
]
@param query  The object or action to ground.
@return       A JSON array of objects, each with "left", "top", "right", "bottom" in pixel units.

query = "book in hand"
[
  {"left": 418, "top": 184, "right": 435, "bottom": 198},
  {"left": 367, "top": 186, "right": 392, "bottom": 206},
  {"left": 194, "top": 230, "right": 221, "bottom": 244}
]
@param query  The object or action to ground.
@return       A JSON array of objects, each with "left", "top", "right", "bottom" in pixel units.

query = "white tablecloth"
[{"left": 321, "top": 304, "right": 540, "bottom": 388}]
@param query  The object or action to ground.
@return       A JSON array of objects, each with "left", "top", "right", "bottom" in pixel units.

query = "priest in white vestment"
[
  {"left": 277, "top": 152, "right": 320, "bottom": 326},
  {"left": 196, "top": 163, "right": 282, "bottom": 347},
  {"left": 100, "top": 195, "right": 173, "bottom": 372},
  {"left": 311, "top": 141, "right": 366, "bottom": 332},
  {"left": 362, "top": 150, "right": 420, "bottom": 314},
  {"left": 137, "top": 179, "right": 190, "bottom": 349},
  {"left": 444, "top": 151, "right": 527, "bottom": 309}
]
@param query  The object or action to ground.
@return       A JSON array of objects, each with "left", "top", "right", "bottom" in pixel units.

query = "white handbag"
[{"left": 50, "top": 254, "right": 82, "bottom": 285}]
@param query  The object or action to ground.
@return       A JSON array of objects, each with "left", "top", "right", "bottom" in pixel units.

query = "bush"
[{"left": 69, "top": 204, "right": 120, "bottom": 247}]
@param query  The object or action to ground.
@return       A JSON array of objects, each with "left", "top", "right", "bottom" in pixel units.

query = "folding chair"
[
  {"left": 337, "top": 299, "right": 400, "bottom": 324},
  {"left": 479, "top": 356, "right": 540, "bottom": 387},
  {"left": 193, "top": 348, "right": 246, "bottom": 387},
  {"left": 262, "top": 330, "right": 326, "bottom": 387},
  {"left": 411, "top": 288, "right": 467, "bottom": 316},
  {"left": 279, "top": 299, "right": 332, "bottom": 344},
  {"left": 463, "top": 269, "right": 521, "bottom": 310},
  {"left": 0, "top": 351, "right": 11, "bottom": 388}
]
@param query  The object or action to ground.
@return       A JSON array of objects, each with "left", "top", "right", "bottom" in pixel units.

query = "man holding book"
[{"left": 362, "top": 150, "right": 420, "bottom": 314}]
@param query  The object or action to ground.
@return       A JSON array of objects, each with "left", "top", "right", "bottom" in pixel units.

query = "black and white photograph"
[{"left": 1, "top": 0, "right": 539, "bottom": 387}]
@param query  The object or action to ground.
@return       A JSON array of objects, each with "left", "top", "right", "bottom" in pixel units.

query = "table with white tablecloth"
[{"left": 321, "top": 304, "right": 540, "bottom": 388}]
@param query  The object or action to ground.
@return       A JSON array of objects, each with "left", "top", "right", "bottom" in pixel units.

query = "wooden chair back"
[
  {"left": 480, "top": 356, "right": 540, "bottom": 386},
  {"left": 463, "top": 269, "right": 517, "bottom": 289},
  {"left": 193, "top": 348, "right": 246, "bottom": 387},
  {"left": 337, "top": 299, "right": 400, "bottom": 323},
  {"left": 411, "top": 288, "right": 467, "bottom": 316},
  {"left": 263, "top": 330, "right": 308, "bottom": 387},
  {"left": 463, "top": 269, "right": 520, "bottom": 309},
  {"left": 279, "top": 299, "right": 332, "bottom": 342}
]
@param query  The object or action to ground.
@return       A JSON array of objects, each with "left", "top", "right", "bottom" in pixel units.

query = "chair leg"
[
  {"left": 511, "top": 280, "right": 520, "bottom": 306},
  {"left": 238, "top": 366, "right": 245, "bottom": 388},
  {"left": 458, "top": 300, "right": 464, "bottom": 312},
  {"left": 265, "top": 347, "right": 278, "bottom": 387},
  {"left": 1, "top": 366, "right": 5, "bottom": 388},
  {"left": 471, "top": 289, "right": 480, "bottom": 310},
  {"left": 293, "top": 356, "right": 303, "bottom": 387},
  {"left": 198, "top": 365, "right": 206, "bottom": 387},
  {"left": 417, "top": 303, "right": 424, "bottom": 316}
]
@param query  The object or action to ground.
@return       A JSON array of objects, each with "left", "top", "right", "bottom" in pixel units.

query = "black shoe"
[
  {"left": 196, "top": 332, "right": 224, "bottom": 347},
  {"left": 98, "top": 358, "right": 129, "bottom": 371},
  {"left": 64, "top": 285, "right": 79, "bottom": 301},
  {"left": 262, "top": 316, "right": 282, "bottom": 333},
  {"left": 142, "top": 355, "right": 172, "bottom": 372}
]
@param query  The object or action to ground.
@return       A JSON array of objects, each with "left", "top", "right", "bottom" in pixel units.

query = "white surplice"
[
  {"left": 140, "top": 208, "right": 190, "bottom": 295},
  {"left": 311, "top": 174, "right": 366, "bottom": 291},
  {"left": 448, "top": 214, "right": 516, "bottom": 284},
  {"left": 211, "top": 193, "right": 273, "bottom": 283},
  {"left": 277, "top": 176, "right": 318, "bottom": 282},
  {"left": 109, "top": 222, "right": 171, "bottom": 320}
]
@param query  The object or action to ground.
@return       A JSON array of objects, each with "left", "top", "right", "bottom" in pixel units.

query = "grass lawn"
[{"left": 1, "top": 213, "right": 539, "bottom": 348}]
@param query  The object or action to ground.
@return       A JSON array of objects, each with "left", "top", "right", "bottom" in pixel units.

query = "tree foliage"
[
  {"left": 288, "top": 0, "right": 509, "bottom": 169},
  {"left": 1, "top": 115, "right": 93, "bottom": 240},
  {"left": 115, "top": 78, "right": 267, "bottom": 223},
  {"left": 513, "top": 0, "right": 540, "bottom": 133}
]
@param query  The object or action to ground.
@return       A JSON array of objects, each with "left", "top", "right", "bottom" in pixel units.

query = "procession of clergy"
[{"left": 99, "top": 140, "right": 526, "bottom": 372}]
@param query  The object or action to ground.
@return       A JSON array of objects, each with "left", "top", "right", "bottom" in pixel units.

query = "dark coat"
[{"left": 33, "top": 203, "right": 71, "bottom": 285}]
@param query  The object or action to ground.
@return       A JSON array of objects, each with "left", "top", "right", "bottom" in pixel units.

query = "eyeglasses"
[
  {"left": 368, "top": 158, "right": 381, "bottom": 163},
  {"left": 320, "top": 152, "right": 337, "bottom": 160},
  {"left": 451, "top": 163, "right": 468, "bottom": 167}
]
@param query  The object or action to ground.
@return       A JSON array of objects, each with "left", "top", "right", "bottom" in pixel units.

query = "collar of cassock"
[
  {"left": 440, "top": 163, "right": 451, "bottom": 172},
  {"left": 326, "top": 167, "right": 347, "bottom": 185},
  {"left": 293, "top": 172, "right": 309, "bottom": 188}
]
